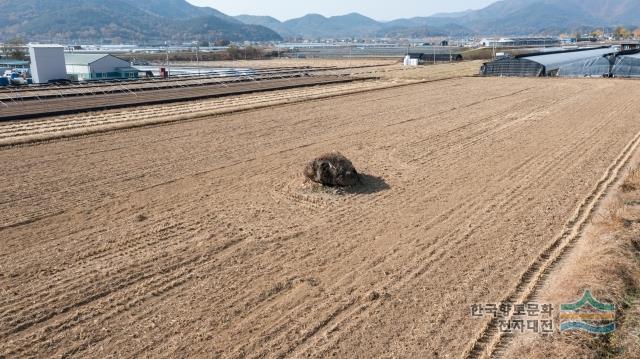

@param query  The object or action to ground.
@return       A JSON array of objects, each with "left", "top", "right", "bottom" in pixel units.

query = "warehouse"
[
  {"left": 612, "top": 50, "right": 640, "bottom": 78},
  {"left": 481, "top": 47, "right": 616, "bottom": 77},
  {"left": 65, "top": 53, "right": 139, "bottom": 81}
]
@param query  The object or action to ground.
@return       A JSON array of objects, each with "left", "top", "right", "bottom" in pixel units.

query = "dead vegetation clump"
[
  {"left": 596, "top": 195, "right": 629, "bottom": 229},
  {"left": 621, "top": 168, "right": 640, "bottom": 193},
  {"left": 304, "top": 152, "right": 360, "bottom": 187}
]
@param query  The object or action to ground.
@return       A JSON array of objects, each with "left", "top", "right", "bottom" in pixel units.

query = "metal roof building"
[
  {"left": 64, "top": 53, "right": 139, "bottom": 81},
  {"left": 481, "top": 47, "right": 617, "bottom": 77},
  {"left": 612, "top": 50, "right": 640, "bottom": 78}
]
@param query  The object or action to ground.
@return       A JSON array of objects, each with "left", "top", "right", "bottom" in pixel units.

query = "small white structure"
[
  {"left": 65, "top": 53, "right": 138, "bottom": 81},
  {"left": 29, "top": 45, "right": 67, "bottom": 84},
  {"left": 403, "top": 55, "right": 418, "bottom": 67}
]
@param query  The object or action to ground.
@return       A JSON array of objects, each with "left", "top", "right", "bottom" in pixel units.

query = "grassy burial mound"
[{"left": 304, "top": 152, "right": 360, "bottom": 187}]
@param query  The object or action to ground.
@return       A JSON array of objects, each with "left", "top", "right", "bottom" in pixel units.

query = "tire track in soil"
[{"left": 463, "top": 123, "right": 640, "bottom": 359}]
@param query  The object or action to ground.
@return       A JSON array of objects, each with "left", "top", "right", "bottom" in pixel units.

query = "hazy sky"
[{"left": 186, "top": 0, "right": 496, "bottom": 21}]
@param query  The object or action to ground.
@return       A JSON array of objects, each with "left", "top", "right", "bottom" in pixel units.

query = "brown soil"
[{"left": 2, "top": 76, "right": 640, "bottom": 358}]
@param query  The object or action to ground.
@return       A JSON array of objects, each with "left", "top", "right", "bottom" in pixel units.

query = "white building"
[
  {"left": 29, "top": 45, "right": 67, "bottom": 84},
  {"left": 64, "top": 53, "right": 139, "bottom": 81}
]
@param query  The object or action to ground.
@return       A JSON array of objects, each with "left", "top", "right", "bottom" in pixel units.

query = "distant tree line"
[
  {"left": 120, "top": 45, "right": 285, "bottom": 63},
  {"left": 225, "top": 45, "right": 263, "bottom": 60},
  {"left": 559, "top": 27, "right": 640, "bottom": 40},
  {"left": 1, "top": 38, "right": 27, "bottom": 60},
  {"left": 614, "top": 26, "right": 640, "bottom": 40}
]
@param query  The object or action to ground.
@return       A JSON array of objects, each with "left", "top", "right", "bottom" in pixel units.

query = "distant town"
[{"left": 1, "top": 26, "right": 640, "bottom": 86}]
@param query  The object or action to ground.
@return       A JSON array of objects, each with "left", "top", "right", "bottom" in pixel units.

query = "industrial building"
[
  {"left": 612, "top": 50, "right": 640, "bottom": 78},
  {"left": 481, "top": 37, "right": 561, "bottom": 47},
  {"left": 29, "top": 45, "right": 67, "bottom": 84},
  {"left": 64, "top": 53, "right": 139, "bottom": 81},
  {"left": 481, "top": 47, "right": 617, "bottom": 77}
]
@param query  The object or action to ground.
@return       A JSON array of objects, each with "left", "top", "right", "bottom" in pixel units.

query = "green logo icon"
[{"left": 560, "top": 291, "right": 615, "bottom": 334}]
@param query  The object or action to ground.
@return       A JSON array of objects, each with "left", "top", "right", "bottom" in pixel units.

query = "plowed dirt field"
[{"left": 2, "top": 76, "right": 640, "bottom": 358}]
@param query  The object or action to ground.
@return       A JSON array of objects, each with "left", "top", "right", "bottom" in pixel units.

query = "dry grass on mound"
[
  {"left": 596, "top": 195, "right": 628, "bottom": 230},
  {"left": 621, "top": 168, "right": 640, "bottom": 193}
]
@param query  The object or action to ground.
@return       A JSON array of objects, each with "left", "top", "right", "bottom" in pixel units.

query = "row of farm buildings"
[{"left": 481, "top": 47, "right": 640, "bottom": 78}]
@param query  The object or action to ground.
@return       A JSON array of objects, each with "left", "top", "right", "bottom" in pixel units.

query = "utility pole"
[
  {"left": 165, "top": 41, "right": 170, "bottom": 78},
  {"left": 349, "top": 44, "right": 352, "bottom": 67},
  {"left": 195, "top": 41, "right": 200, "bottom": 76},
  {"left": 433, "top": 43, "right": 436, "bottom": 64}
]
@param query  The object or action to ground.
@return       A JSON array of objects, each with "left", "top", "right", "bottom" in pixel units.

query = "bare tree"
[{"left": 614, "top": 26, "right": 631, "bottom": 40}]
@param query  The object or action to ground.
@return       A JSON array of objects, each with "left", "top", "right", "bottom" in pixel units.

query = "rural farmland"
[{"left": 2, "top": 63, "right": 640, "bottom": 358}]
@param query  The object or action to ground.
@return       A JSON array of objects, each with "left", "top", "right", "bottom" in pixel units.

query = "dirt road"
[{"left": 2, "top": 77, "right": 640, "bottom": 358}]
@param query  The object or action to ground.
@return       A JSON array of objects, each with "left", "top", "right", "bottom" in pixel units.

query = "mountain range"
[
  {"left": 236, "top": 13, "right": 474, "bottom": 39},
  {"left": 238, "top": 0, "right": 640, "bottom": 39},
  {"left": 0, "top": 0, "right": 281, "bottom": 42},
  {"left": 425, "top": 0, "right": 640, "bottom": 35},
  {"left": 0, "top": 0, "right": 639, "bottom": 43}
]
